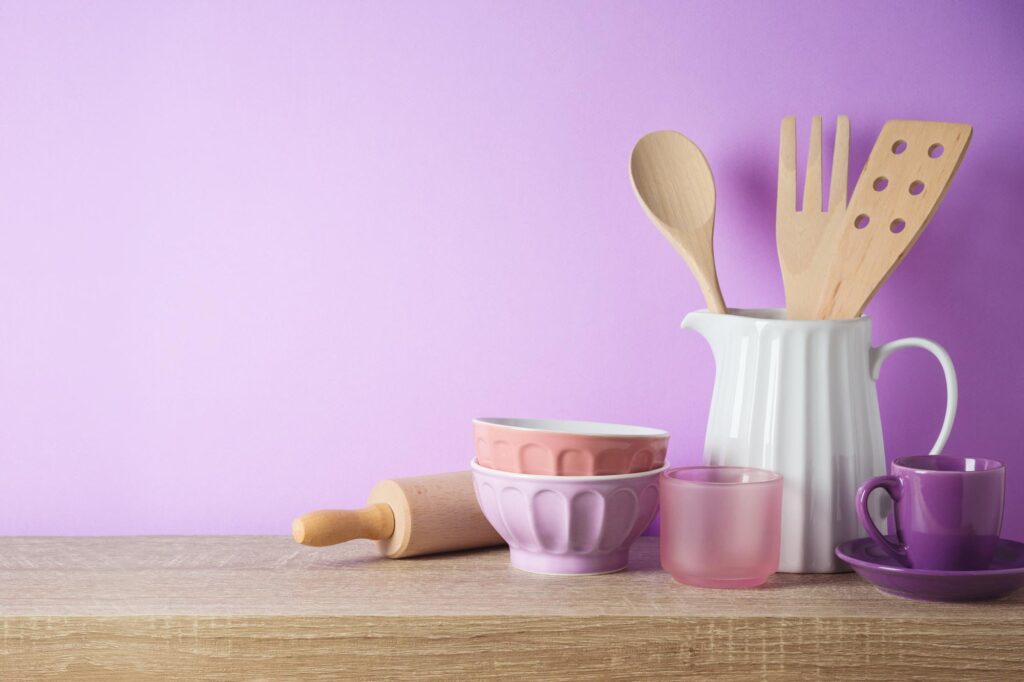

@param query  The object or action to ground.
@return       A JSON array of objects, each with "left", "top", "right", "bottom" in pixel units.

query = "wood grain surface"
[{"left": 2, "top": 536, "right": 1022, "bottom": 680}]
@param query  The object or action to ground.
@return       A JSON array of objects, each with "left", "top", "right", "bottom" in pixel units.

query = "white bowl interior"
[{"left": 474, "top": 417, "right": 667, "bottom": 438}]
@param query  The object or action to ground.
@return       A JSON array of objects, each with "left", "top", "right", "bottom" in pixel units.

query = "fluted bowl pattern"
[
  {"left": 473, "top": 417, "right": 669, "bottom": 476},
  {"left": 471, "top": 459, "right": 664, "bottom": 575}
]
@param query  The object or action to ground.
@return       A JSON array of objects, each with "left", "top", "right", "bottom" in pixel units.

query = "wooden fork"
[{"left": 776, "top": 115, "right": 849, "bottom": 319}]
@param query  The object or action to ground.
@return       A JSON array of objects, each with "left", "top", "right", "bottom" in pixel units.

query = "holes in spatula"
[
  {"left": 854, "top": 214, "right": 870, "bottom": 229},
  {"left": 890, "top": 218, "right": 906, "bottom": 234},
  {"left": 928, "top": 144, "right": 944, "bottom": 158},
  {"left": 872, "top": 177, "right": 889, "bottom": 191},
  {"left": 891, "top": 140, "right": 907, "bottom": 154},
  {"left": 909, "top": 180, "right": 925, "bottom": 196}
]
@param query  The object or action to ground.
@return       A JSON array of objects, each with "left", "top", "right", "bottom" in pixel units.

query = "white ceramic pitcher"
[{"left": 682, "top": 308, "right": 957, "bottom": 573}]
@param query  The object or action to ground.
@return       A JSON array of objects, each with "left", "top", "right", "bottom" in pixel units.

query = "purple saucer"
[{"left": 836, "top": 536, "right": 1024, "bottom": 602}]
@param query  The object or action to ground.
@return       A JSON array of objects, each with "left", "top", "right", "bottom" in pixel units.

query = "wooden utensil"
[
  {"left": 776, "top": 115, "right": 850, "bottom": 319},
  {"left": 813, "top": 120, "right": 972, "bottom": 319},
  {"left": 630, "top": 131, "right": 726, "bottom": 313},
  {"left": 292, "top": 471, "right": 504, "bottom": 558}
]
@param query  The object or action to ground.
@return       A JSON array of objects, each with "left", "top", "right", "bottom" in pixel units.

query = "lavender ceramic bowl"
[{"left": 471, "top": 459, "right": 664, "bottom": 575}]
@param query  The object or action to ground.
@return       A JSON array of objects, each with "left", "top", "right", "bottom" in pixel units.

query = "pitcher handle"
[{"left": 870, "top": 337, "right": 958, "bottom": 454}]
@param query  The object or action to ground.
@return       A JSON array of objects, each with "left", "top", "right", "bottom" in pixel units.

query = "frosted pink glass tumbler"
[{"left": 660, "top": 466, "right": 783, "bottom": 588}]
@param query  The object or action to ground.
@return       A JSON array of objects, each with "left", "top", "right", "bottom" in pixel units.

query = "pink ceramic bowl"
[
  {"left": 471, "top": 458, "right": 665, "bottom": 575},
  {"left": 473, "top": 417, "right": 669, "bottom": 476}
]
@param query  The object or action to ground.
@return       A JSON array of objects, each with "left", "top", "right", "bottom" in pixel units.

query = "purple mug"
[{"left": 856, "top": 455, "right": 1005, "bottom": 570}]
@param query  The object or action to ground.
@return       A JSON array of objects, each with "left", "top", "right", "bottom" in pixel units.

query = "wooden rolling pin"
[{"left": 292, "top": 471, "right": 504, "bottom": 558}]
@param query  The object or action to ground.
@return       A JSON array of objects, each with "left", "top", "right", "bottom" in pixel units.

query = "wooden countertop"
[{"left": 1, "top": 536, "right": 1021, "bottom": 680}]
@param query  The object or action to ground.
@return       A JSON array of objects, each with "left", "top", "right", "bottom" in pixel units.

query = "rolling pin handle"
[{"left": 292, "top": 503, "right": 396, "bottom": 547}]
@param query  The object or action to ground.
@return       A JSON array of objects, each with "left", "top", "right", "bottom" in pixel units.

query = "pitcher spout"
[{"left": 681, "top": 309, "right": 718, "bottom": 342}]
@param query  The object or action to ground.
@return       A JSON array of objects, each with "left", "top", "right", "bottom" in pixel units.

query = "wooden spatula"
[{"left": 813, "top": 120, "right": 972, "bottom": 319}]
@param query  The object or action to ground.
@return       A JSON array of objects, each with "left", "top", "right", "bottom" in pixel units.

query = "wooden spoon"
[{"left": 630, "top": 131, "right": 726, "bottom": 313}]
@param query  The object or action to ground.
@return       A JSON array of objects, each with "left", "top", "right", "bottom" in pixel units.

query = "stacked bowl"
[{"left": 471, "top": 418, "right": 669, "bottom": 575}]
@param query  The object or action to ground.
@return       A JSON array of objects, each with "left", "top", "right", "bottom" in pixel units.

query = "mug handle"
[
  {"left": 870, "top": 337, "right": 957, "bottom": 454},
  {"left": 856, "top": 476, "right": 908, "bottom": 565}
]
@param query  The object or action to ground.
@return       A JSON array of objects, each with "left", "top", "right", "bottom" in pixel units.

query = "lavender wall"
[{"left": 2, "top": 1, "right": 1022, "bottom": 539}]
